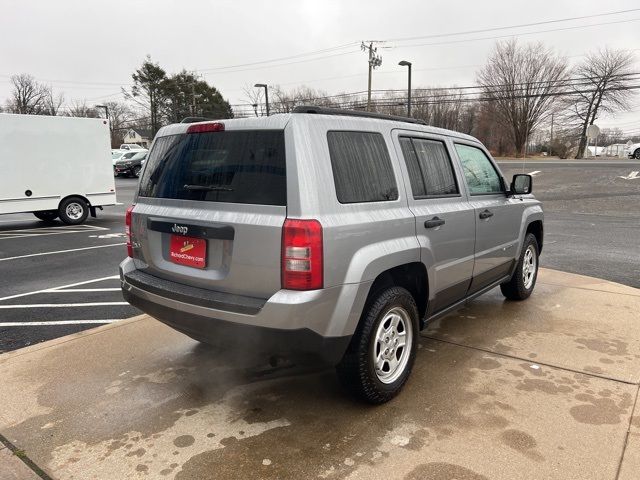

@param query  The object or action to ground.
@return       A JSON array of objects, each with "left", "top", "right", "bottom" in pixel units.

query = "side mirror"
[{"left": 511, "top": 174, "right": 532, "bottom": 195}]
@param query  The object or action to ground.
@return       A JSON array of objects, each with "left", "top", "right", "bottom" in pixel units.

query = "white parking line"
[
  {"left": 0, "top": 320, "right": 120, "bottom": 326},
  {"left": 44, "top": 288, "right": 121, "bottom": 293},
  {"left": 0, "top": 224, "right": 107, "bottom": 233},
  {"left": 0, "top": 243, "right": 126, "bottom": 262},
  {"left": 0, "top": 224, "right": 109, "bottom": 240},
  {"left": 0, "top": 275, "right": 119, "bottom": 302},
  {"left": 0, "top": 302, "right": 128, "bottom": 309}
]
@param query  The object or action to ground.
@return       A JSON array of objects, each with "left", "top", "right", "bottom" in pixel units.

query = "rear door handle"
[
  {"left": 479, "top": 209, "right": 494, "bottom": 219},
  {"left": 424, "top": 216, "right": 445, "bottom": 228}
]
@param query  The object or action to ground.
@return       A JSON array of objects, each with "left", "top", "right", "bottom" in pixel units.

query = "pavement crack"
[
  {"left": 615, "top": 384, "right": 640, "bottom": 480},
  {"left": 0, "top": 433, "right": 53, "bottom": 480},
  {"left": 537, "top": 281, "right": 640, "bottom": 298},
  {"left": 420, "top": 334, "right": 639, "bottom": 386}
]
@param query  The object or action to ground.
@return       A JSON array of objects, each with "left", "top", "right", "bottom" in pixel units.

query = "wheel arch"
[
  {"left": 59, "top": 194, "right": 91, "bottom": 209},
  {"left": 526, "top": 220, "right": 544, "bottom": 253},
  {"left": 363, "top": 262, "right": 429, "bottom": 328}
]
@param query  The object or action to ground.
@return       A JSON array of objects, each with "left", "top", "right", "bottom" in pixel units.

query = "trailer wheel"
[
  {"left": 58, "top": 197, "right": 89, "bottom": 225},
  {"left": 33, "top": 210, "right": 58, "bottom": 222}
]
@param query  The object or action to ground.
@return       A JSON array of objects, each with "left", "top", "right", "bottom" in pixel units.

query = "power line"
[
  {"left": 195, "top": 42, "right": 360, "bottom": 73},
  {"left": 392, "top": 17, "right": 640, "bottom": 49},
  {"left": 385, "top": 8, "right": 640, "bottom": 43}
]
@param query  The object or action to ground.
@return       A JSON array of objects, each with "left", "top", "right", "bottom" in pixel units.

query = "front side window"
[
  {"left": 399, "top": 137, "right": 458, "bottom": 198},
  {"left": 454, "top": 144, "right": 503, "bottom": 194},
  {"left": 327, "top": 131, "right": 398, "bottom": 203}
]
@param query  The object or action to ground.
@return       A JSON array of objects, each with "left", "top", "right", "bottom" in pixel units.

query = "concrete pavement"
[{"left": 0, "top": 268, "right": 639, "bottom": 479}]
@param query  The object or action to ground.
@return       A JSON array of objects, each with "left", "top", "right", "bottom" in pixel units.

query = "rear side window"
[
  {"left": 138, "top": 130, "right": 286, "bottom": 205},
  {"left": 399, "top": 137, "right": 458, "bottom": 198},
  {"left": 327, "top": 131, "right": 398, "bottom": 203}
]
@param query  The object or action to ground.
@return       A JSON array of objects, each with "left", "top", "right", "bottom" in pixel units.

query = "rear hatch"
[{"left": 131, "top": 123, "right": 287, "bottom": 299}]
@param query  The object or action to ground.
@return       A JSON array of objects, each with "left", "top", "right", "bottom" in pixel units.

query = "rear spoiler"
[{"left": 180, "top": 117, "right": 211, "bottom": 124}]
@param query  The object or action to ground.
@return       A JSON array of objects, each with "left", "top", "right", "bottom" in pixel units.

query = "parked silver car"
[{"left": 120, "top": 107, "right": 543, "bottom": 403}]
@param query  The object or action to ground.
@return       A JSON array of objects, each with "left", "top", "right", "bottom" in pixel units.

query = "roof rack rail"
[
  {"left": 292, "top": 105, "right": 427, "bottom": 125},
  {"left": 180, "top": 117, "right": 211, "bottom": 124}
]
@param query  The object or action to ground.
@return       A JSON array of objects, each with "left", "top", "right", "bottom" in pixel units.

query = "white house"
[{"left": 122, "top": 128, "right": 152, "bottom": 148}]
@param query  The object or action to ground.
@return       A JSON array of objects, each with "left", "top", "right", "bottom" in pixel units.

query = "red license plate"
[{"left": 169, "top": 235, "right": 207, "bottom": 269}]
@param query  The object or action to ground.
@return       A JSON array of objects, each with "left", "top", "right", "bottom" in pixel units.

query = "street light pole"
[
  {"left": 95, "top": 104, "right": 109, "bottom": 121},
  {"left": 254, "top": 83, "right": 269, "bottom": 116},
  {"left": 398, "top": 61, "right": 412, "bottom": 117}
]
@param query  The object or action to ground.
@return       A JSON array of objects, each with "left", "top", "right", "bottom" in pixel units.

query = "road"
[
  {"left": 0, "top": 159, "right": 638, "bottom": 353},
  {"left": 499, "top": 159, "right": 640, "bottom": 289}
]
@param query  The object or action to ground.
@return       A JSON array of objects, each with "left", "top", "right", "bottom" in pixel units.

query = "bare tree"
[
  {"left": 43, "top": 89, "right": 65, "bottom": 116},
  {"left": 269, "top": 85, "right": 336, "bottom": 113},
  {"left": 6, "top": 74, "right": 49, "bottom": 114},
  {"left": 66, "top": 101, "right": 98, "bottom": 118},
  {"left": 103, "top": 101, "right": 134, "bottom": 147},
  {"left": 566, "top": 48, "right": 636, "bottom": 158},
  {"left": 599, "top": 127, "right": 626, "bottom": 146},
  {"left": 478, "top": 40, "right": 569, "bottom": 155},
  {"left": 242, "top": 85, "right": 265, "bottom": 117}
]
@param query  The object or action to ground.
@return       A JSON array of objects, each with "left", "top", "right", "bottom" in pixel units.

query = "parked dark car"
[{"left": 114, "top": 151, "right": 147, "bottom": 177}]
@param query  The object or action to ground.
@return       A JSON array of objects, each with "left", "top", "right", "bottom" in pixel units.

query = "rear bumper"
[{"left": 119, "top": 258, "right": 371, "bottom": 365}]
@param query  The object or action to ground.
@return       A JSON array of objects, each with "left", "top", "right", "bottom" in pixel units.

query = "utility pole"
[
  {"left": 190, "top": 83, "right": 197, "bottom": 116},
  {"left": 549, "top": 113, "right": 554, "bottom": 156},
  {"left": 362, "top": 42, "right": 382, "bottom": 111}
]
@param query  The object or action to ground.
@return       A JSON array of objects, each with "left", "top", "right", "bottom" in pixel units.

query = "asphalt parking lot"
[
  {"left": 0, "top": 177, "right": 138, "bottom": 352},
  {"left": 0, "top": 159, "right": 639, "bottom": 353}
]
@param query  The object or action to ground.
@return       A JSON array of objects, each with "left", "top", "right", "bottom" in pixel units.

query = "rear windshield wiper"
[{"left": 183, "top": 184, "right": 234, "bottom": 192}]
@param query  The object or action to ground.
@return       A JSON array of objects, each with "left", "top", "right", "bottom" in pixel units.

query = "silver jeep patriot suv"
[{"left": 120, "top": 106, "right": 543, "bottom": 403}]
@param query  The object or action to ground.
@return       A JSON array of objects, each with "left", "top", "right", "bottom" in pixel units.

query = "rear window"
[
  {"left": 327, "top": 131, "right": 398, "bottom": 204},
  {"left": 138, "top": 130, "right": 286, "bottom": 206}
]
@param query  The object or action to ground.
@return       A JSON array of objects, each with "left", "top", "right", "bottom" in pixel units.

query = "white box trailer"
[{"left": 0, "top": 113, "right": 117, "bottom": 224}]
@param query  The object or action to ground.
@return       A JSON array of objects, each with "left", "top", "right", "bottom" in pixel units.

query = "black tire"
[
  {"left": 634, "top": 148, "right": 640, "bottom": 160},
  {"left": 336, "top": 286, "right": 418, "bottom": 404},
  {"left": 132, "top": 165, "right": 141, "bottom": 178},
  {"left": 58, "top": 197, "right": 89, "bottom": 225},
  {"left": 33, "top": 210, "right": 58, "bottom": 222},
  {"left": 500, "top": 233, "right": 539, "bottom": 300}
]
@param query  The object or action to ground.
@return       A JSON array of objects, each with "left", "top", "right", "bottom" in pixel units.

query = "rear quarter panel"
[{"left": 287, "top": 116, "right": 420, "bottom": 288}]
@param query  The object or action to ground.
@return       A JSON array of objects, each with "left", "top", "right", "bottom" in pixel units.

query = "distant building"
[
  {"left": 585, "top": 146, "right": 606, "bottom": 157},
  {"left": 602, "top": 144, "right": 628, "bottom": 158},
  {"left": 122, "top": 128, "right": 152, "bottom": 148}
]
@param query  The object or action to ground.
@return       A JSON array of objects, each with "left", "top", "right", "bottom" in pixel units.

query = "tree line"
[
  {"left": 3, "top": 41, "right": 637, "bottom": 157},
  {"left": 2, "top": 56, "right": 233, "bottom": 147},
  {"left": 242, "top": 40, "right": 637, "bottom": 159}
]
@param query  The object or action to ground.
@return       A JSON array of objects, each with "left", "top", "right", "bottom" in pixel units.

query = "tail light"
[
  {"left": 125, "top": 205, "right": 134, "bottom": 257},
  {"left": 282, "top": 219, "right": 323, "bottom": 290},
  {"left": 187, "top": 122, "right": 225, "bottom": 134}
]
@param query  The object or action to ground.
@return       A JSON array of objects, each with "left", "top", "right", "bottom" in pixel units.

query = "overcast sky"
[{"left": 1, "top": 0, "right": 639, "bottom": 132}]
